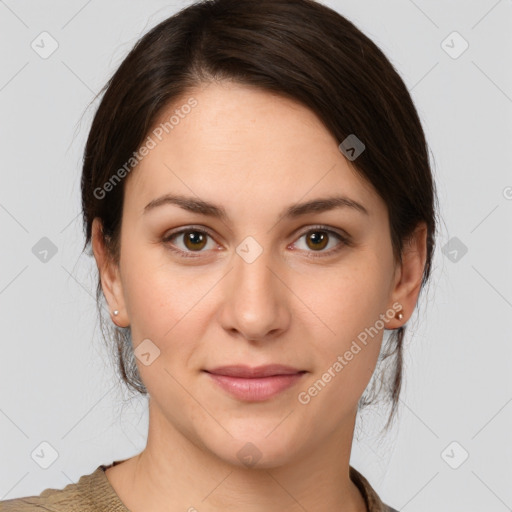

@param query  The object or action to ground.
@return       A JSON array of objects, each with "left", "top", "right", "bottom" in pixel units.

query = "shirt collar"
[{"left": 93, "top": 461, "right": 394, "bottom": 512}]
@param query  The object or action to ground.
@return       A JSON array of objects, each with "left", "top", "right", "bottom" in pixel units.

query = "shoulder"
[
  {"left": 0, "top": 466, "right": 115, "bottom": 512},
  {"left": 349, "top": 465, "right": 399, "bottom": 512}
]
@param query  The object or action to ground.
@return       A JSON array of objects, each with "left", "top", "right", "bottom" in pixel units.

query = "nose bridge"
[
  {"left": 235, "top": 246, "right": 275, "bottom": 299},
  {"left": 220, "top": 238, "right": 288, "bottom": 339}
]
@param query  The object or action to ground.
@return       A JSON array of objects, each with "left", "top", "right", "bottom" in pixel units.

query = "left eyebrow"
[
  {"left": 143, "top": 194, "right": 369, "bottom": 220},
  {"left": 282, "top": 196, "right": 369, "bottom": 218}
]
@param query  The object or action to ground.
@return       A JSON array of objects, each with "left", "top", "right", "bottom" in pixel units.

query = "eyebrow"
[{"left": 143, "top": 193, "right": 369, "bottom": 220}]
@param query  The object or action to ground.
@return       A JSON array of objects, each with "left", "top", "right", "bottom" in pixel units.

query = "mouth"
[{"left": 203, "top": 365, "right": 307, "bottom": 402}]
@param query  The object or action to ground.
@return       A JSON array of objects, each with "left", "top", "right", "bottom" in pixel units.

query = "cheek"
[
  {"left": 120, "top": 244, "right": 219, "bottom": 374},
  {"left": 307, "top": 256, "right": 392, "bottom": 342},
  {"left": 297, "top": 252, "right": 392, "bottom": 397},
  {"left": 299, "top": 278, "right": 386, "bottom": 417},
  {"left": 122, "top": 271, "right": 169, "bottom": 334},
  {"left": 121, "top": 267, "right": 200, "bottom": 395},
  {"left": 119, "top": 245, "right": 190, "bottom": 346},
  {"left": 297, "top": 320, "right": 382, "bottom": 423}
]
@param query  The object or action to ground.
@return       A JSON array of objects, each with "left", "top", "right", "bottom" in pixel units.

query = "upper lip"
[{"left": 204, "top": 364, "right": 305, "bottom": 378}]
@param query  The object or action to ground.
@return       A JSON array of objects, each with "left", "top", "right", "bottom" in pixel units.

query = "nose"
[{"left": 217, "top": 244, "right": 291, "bottom": 342}]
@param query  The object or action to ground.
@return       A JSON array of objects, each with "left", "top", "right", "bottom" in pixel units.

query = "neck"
[{"left": 106, "top": 401, "right": 367, "bottom": 512}]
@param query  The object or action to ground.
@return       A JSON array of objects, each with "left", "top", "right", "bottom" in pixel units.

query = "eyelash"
[{"left": 161, "top": 225, "right": 351, "bottom": 259}]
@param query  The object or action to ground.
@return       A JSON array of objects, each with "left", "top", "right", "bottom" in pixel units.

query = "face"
[{"left": 93, "top": 81, "right": 424, "bottom": 469}]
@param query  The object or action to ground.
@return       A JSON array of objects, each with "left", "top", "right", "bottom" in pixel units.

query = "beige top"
[{"left": 0, "top": 461, "right": 398, "bottom": 511}]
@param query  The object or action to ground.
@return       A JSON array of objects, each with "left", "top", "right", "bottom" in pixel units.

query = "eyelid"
[
  {"left": 290, "top": 224, "right": 351, "bottom": 257},
  {"left": 163, "top": 224, "right": 217, "bottom": 241},
  {"left": 292, "top": 224, "right": 350, "bottom": 242},
  {"left": 162, "top": 225, "right": 220, "bottom": 258},
  {"left": 162, "top": 224, "right": 351, "bottom": 258}
]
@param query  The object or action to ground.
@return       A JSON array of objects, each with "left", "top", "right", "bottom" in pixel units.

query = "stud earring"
[
  {"left": 395, "top": 310, "right": 404, "bottom": 320},
  {"left": 113, "top": 310, "right": 119, "bottom": 316}
]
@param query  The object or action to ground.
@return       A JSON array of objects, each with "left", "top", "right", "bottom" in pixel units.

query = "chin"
[{"left": 202, "top": 425, "right": 303, "bottom": 470}]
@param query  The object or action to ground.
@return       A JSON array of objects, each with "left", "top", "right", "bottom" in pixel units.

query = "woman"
[{"left": 1, "top": 0, "right": 437, "bottom": 510}]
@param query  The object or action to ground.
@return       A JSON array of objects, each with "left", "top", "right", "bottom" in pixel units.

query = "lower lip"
[{"left": 204, "top": 372, "right": 305, "bottom": 401}]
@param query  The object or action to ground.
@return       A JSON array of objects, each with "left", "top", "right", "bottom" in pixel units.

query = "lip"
[
  {"left": 204, "top": 365, "right": 306, "bottom": 402},
  {"left": 206, "top": 364, "right": 303, "bottom": 378}
]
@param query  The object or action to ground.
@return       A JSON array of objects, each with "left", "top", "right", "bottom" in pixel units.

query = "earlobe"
[
  {"left": 91, "top": 218, "right": 129, "bottom": 327},
  {"left": 388, "top": 222, "right": 428, "bottom": 328}
]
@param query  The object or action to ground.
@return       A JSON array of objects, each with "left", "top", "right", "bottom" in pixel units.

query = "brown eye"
[
  {"left": 162, "top": 228, "right": 216, "bottom": 257},
  {"left": 305, "top": 231, "right": 329, "bottom": 251},
  {"left": 182, "top": 230, "right": 208, "bottom": 251},
  {"left": 293, "top": 227, "right": 349, "bottom": 256}
]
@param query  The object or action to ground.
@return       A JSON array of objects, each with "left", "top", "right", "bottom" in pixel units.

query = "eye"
[
  {"left": 162, "top": 227, "right": 218, "bottom": 258},
  {"left": 162, "top": 225, "right": 350, "bottom": 259},
  {"left": 292, "top": 226, "right": 349, "bottom": 257}
]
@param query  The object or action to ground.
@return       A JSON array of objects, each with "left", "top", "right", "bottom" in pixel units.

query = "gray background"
[{"left": 1, "top": 1, "right": 511, "bottom": 510}]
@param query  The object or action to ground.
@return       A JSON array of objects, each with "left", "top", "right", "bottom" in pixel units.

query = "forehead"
[{"left": 123, "top": 81, "right": 382, "bottom": 220}]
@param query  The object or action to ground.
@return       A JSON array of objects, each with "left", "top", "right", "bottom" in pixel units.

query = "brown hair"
[{"left": 81, "top": 0, "right": 438, "bottom": 431}]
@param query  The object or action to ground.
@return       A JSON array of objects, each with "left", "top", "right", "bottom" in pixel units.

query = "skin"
[{"left": 92, "top": 80, "right": 427, "bottom": 512}]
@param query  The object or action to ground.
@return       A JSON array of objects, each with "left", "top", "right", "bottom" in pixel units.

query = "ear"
[
  {"left": 387, "top": 222, "right": 428, "bottom": 329},
  {"left": 91, "top": 218, "right": 129, "bottom": 327}
]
